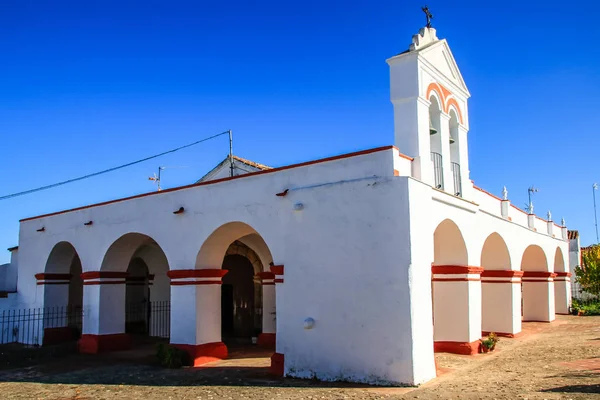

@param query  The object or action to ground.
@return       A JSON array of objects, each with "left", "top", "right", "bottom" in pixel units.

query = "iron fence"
[
  {"left": 1, "top": 301, "right": 170, "bottom": 347},
  {"left": 0, "top": 305, "right": 82, "bottom": 347},
  {"left": 451, "top": 162, "right": 462, "bottom": 196},
  {"left": 431, "top": 152, "right": 444, "bottom": 190},
  {"left": 126, "top": 300, "right": 170, "bottom": 338}
]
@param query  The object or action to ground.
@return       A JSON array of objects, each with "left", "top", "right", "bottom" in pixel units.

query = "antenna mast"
[{"left": 229, "top": 130, "right": 234, "bottom": 177}]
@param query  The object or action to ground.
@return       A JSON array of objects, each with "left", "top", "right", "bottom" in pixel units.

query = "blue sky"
[{"left": 1, "top": 1, "right": 599, "bottom": 264}]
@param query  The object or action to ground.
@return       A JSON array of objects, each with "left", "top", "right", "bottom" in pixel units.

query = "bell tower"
[{"left": 387, "top": 21, "right": 471, "bottom": 198}]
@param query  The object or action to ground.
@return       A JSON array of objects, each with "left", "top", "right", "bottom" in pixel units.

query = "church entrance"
[{"left": 221, "top": 254, "right": 257, "bottom": 343}]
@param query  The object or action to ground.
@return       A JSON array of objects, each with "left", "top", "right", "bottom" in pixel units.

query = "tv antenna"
[{"left": 149, "top": 166, "right": 188, "bottom": 191}]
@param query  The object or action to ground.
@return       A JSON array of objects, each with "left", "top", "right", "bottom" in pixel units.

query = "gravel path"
[{"left": 0, "top": 315, "right": 598, "bottom": 399}]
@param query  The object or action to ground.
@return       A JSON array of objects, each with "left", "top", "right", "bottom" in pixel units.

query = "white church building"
[{"left": 1, "top": 26, "right": 572, "bottom": 386}]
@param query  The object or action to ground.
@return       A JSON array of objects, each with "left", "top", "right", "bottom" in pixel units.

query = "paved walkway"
[{"left": 0, "top": 315, "right": 597, "bottom": 399}]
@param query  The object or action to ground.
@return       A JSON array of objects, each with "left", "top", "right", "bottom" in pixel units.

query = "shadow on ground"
[
  {"left": 0, "top": 344, "right": 405, "bottom": 389},
  {"left": 541, "top": 384, "right": 600, "bottom": 394}
]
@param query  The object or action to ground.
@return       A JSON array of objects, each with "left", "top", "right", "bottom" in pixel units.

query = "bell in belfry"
[{"left": 429, "top": 119, "right": 437, "bottom": 135}]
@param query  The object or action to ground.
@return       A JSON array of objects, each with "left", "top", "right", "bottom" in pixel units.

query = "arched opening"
[
  {"left": 429, "top": 95, "right": 444, "bottom": 190},
  {"left": 480, "top": 233, "right": 519, "bottom": 336},
  {"left": 553, "top": 247, "right": 570, "bottom": 314},
  {"left": 521, "top": 245, "right": 554, "bottom": 322},
  {"left": 432, "top": 219, "right": 479, "bottom": 354},
  {"left": 449, "top": 109, "right": 461, "bottom": 196},
  {"left": 194, "top": 222, "right": 275, "bottom": 354},
  {"left": 99, "top": 233, "right": 170, "bottom": 342},
  {"left": 40, "top": 241, "right": 84, "bottom": 345},
  {"left": 433, "top": 219, "right": 468, "bottom": 266}
]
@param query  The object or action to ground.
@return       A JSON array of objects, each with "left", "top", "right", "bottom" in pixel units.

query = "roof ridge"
[{"left": 231, "top": 155, "right": 272, "bottom": 170}]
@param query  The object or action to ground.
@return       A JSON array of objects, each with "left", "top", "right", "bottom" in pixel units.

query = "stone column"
[
  {"left": 270, "top": 264, "right": 285, "bottom": 376},
  {"left": 168, "top": 269, "right": 228, "bottom": 366},
  {"left": 432, "top": 266, "right": 483, "bottom": 355},
  {"left": 78, "top": 271, "right": 131, "bottom": 353},
  {"left": 481, "top": 270, "right": 524, "bottom": 337},
  {"left": 522, "top": 271, "right": 556, "bottom": 322},
  {"left": 554, "top": 272, "right": 572, "bottom": 315},
  {"left": 256, "top": 272, "right": 276, "bottom": 347},
  {"left": 35, "top": 273, "right": 72, "bottom": 345}
]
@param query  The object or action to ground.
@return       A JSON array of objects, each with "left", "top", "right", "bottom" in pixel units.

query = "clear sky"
[{"left": 1, "top": 1, "right": 599, "bottom": 264}]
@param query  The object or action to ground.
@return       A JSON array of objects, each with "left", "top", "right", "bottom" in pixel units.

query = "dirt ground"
[{"left": 0, "top": 315, "right": 598, "bottom": 399}]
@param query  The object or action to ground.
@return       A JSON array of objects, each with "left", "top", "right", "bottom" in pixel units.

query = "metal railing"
[
  {"left": 451, "top": 162, "right": 462, "bottom": 196},
  {"left": 1, "top": 301, "right": 171, "bottom": 347},
  {"left": 0, "top": 305, "right": 82, "bottom": 347},
  {"left": 125, "top": 300, "right": 170, "bottom": 338},
  {"left": 431, "top": 152, "right": 444, "bottom": 189}
]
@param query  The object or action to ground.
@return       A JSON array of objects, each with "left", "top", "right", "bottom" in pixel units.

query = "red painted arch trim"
[
  {"left": 555, "top": 272, "right": 572, "bottom": 277},
  {"left": 445, "top": 98, "right": 464, "bottom": 124},
  {"left": 35, "top": 273, "right": 72, "bottom": 281},
  {"left": 432, "top": 265, "right": 484, "bottom": 275},
  {"left": 21, "top": 146, "right": 407, "bottom": 222},
  {"left": 167, "top": 269, "right": 228, "bottom": 279},
  {"left": 270, "top": 265, "right": 284, "bottom": 275},
  {"left": 257, "top": 272, "right": 275, "bottom": 280},
  {"left": 80, "top": 271, "right": 128, "bottom": 280},
  {"left": 481, "top": 270, "right": 524, "bottom": 278},
  {"left": 426, "top": 82, "right": 445, "bottom": 104},
  {"left": 522, "top": 271, "right": 557, "bottom": 278}
]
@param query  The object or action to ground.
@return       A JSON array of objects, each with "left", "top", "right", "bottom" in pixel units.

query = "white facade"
[{"left": 0, "top": 26, "right": 571, "bottom": 386}]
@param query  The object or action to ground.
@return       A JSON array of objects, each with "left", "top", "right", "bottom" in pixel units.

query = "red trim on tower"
[
  {"left": 270, "top": 352, "right": 285, "bottom": 376},
  {"left": 270, "top": 265, "right": 284, "bottom": 275},
  {"left": 78, "top": 334, "right": 131, "bottom": 353},
  {"left": 167, "top": 269, "right": 228, "bottom": 279},
  {"left": 432, "top": 266, "right": 484, "bottom": 274},
  {"left": 434, "top": 340, "right": 480, "bottom": 355},
  {"left": 257, "top": 333, "right": 276, "bottom": 347},
  {"left": 81, "top": 271, "right": 128, "bottom": 280},
  {"left": 35, "top": 273, "right": 72, "bottom": 281},
  {"left": 172, "top": 342, "right": 228, "bottom": 367},
  {"left": 481, "top": 270, "right": 524, "bottom": 278}
]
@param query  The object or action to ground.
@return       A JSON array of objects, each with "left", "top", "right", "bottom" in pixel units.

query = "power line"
[{"left": 0, "top": 130, "right": 230, "bottom": 201}]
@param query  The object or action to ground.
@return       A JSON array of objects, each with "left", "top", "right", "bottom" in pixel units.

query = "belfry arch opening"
[
  {"left": 429, "top": 94, "right": 444, "bottom": 189},
  {"left": 449, "top": 109, "right": 461, "bottom": 196}
]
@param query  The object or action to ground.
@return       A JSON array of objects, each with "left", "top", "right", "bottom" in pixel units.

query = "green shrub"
[
  {"left": 156, "top": 343, "right": 191, "bottom": 368},
  {"left": 480, "top": 332, "right": 499, "bottom": 352},
  {"left": 572, "top": 298, "right": 600, "bottom": 316}
]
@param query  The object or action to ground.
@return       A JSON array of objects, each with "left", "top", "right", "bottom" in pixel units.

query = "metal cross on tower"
[{"left": 422, "top": 6, "right": 433, "bottom": 28}]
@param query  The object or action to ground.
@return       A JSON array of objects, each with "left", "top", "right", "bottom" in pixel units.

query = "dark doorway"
[
  {"left": 68, "top": 254, "right": 83, "bottom": 334},
  {"left": 221, "top": 254, "right": 255, "bottom": 342},
  {"left": 125, "top": 258, "right": 150, "bottom": 335}
]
